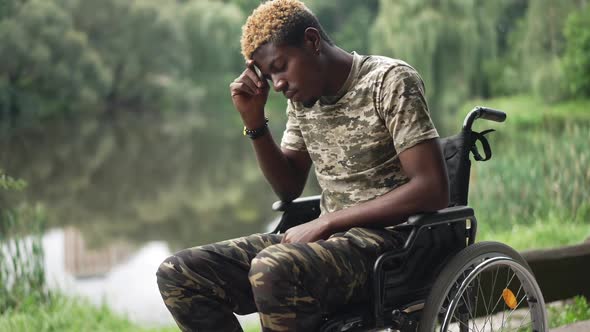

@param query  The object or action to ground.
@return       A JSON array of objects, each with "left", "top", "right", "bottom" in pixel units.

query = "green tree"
[
  {"left": 563, "top": 5, "right": 590, "bottom": 97},
  {"left": 305, "top": 0, "right": 379, "bottom": 54},
  {"left": 181, "top": 0, "right": 245, "bottom": 121},
  {"left": 227, "top": 0, "right": 260, "bottom": 14},
  {"left": 0, "top": 0, "right": 109, "bottom": 128},
  {"left": 58, "top": 0, "right": 188, "bottom": 113},
  {"left": 0, "top": 0, "right": 204, "bottom": 129},
  {"left": 0, "top": 0, "right": 26, "bottom": 20},
  {"left": 370, "top": 0, "right": 500, "bottom": 123},
  {"left": 368, "top": 0, "right": 588, "bottom": 120},
  {"left": 513, "top": 0, "right": 584, "bottom": 101},
  {"left": 520, "top": 0, "right": 581, "bottom": 63},
  {"left": 480, "top": 0, "right": 529, "bottom": 96}
]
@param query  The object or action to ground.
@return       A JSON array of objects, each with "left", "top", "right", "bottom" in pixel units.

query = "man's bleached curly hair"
[{"left": 240, "top": 0, "right": 333, "bottom": 60}]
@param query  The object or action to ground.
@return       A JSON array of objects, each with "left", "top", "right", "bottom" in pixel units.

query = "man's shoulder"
[
  {"left": 359, "top": 54, "right": 414, "bottom": 75},
  {"left": 355, "top": 54, "right": 419, "bottom": 92}
]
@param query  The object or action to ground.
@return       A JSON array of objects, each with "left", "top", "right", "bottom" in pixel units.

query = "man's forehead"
[{"left": 252, "top": 43, "right": 287, "bottom": 68}]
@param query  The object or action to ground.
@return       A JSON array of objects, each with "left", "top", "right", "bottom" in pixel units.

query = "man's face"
[{"left": 252, "top": 42, "right": 323, "bottom": 108}]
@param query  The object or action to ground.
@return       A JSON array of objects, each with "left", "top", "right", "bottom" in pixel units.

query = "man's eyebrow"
[
  {"left": 257, "top": 57, "right": 278, "bottom": 81},
  {"left": 267, "top": 56, "right": 283, "bottom": 71}
]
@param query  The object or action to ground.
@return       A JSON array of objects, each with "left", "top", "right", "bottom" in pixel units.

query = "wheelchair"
[{"left": 269, "top": 107, "right": 547, "bottom": 331}]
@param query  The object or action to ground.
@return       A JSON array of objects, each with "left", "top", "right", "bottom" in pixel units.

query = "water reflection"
[
  {"left": 63, "top": 227, "right": 132, "bottom": 278},
  {"left": 0, "top": 111, "right": 290, "bottom": 250},
  {"left": 3, "top": 108, "right": 317, "bottom": 329},
  {"left": 43, "top": 227, "right": 259, "bottom": 328}
]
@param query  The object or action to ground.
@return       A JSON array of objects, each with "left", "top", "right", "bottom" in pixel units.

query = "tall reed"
[
  {"left": 469, "top": 121, "right": 590, "bottom": 230},
  {"left": 0, "top": 172, "right": 49, "bottom": 313}
]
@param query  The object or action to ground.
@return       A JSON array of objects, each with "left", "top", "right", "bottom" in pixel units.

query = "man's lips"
[{"left": 284, "top": 90, "right": 297, "bottom": 99}]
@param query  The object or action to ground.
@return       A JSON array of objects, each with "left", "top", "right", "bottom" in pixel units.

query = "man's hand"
[
  {"left": 281, "top": 217, "right": 332, "bottom": 244},
  {"left": 229, "top": 60, "right": 270, "bottom": 129}
]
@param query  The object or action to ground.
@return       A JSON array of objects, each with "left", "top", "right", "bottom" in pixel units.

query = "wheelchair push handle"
[{"left": 463, "top": 106, "right": 506, "bottom": 131}]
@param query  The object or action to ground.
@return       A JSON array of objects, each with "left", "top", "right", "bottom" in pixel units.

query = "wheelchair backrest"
[
  {"left": 439, "top": 131, "right": 472, "bottom": 206},
  {"left": 440, "top": 127, "right": 495, "bottom": 206}
]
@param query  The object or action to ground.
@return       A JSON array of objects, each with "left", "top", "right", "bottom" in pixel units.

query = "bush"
[
  {"left": 483, "top": 58, "right": 526, "bottom": 97},
  {"left": 0, "top": 206, "right": 49, "bottom": 313},
  {"left": 532, "top": 57, "right": 569, "bottom": 103},
  {"left": 0, "top": 169, "right": 26, "bottom": 190},
  {"left": 549, "top": 296, "right": 590, "bottom": 328},
  {"left": 563, "top": 7, "right": 590, "bottom": 97},
  {"left": 0, "top": 170, "right": 49, "bottom": 313}
]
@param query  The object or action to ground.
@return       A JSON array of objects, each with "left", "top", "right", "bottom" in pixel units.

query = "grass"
[
  {"left": 477, "top": 216, "right": 590, "bottom": 251},
  {"left": 2, "top": 294, "right": 589, "bottom": 331},
  {"left": 454, "top": 95, "right": 590, "bottom": 250},
  {"left": 452, "top": 95, "right": 590, "bottom": 130},
  {"left": 549, "top": 296, "right": 590, "bottom": 328},
  {"left": 0, "top": 204, "right": 48, "bottom": 313},
  {"left": 0, "top": 294, "right": 178, "bottom": 332}
]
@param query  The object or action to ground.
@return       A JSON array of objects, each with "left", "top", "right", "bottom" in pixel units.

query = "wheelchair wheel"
[{"left": 419, "top": 241, "right": 547, "bottom": 332}]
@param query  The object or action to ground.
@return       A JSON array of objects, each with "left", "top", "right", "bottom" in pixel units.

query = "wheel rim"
[{"left": 436, "top": 255, "right": 547, "bottom": 332}]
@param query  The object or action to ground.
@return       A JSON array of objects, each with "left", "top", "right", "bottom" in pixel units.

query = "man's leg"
[
  {"left": 248, "top": 227, "right": 407, "bottom": 332},
  {"left": 156, "top": 233, "right": 282, "bottom": 332}
]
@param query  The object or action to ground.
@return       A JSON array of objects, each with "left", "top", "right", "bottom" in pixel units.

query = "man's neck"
[{"left": 322, "top": 46, "right": 354, "bottom": 96}]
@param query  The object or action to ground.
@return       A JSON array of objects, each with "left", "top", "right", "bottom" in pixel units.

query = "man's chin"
[{"left": 302, "top": 97, "right": 318, "bottom": 108}]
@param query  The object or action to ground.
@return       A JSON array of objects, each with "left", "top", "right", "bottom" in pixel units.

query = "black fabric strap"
[{"left": 470, "top": 129, "right": 495, "bottom": 161}]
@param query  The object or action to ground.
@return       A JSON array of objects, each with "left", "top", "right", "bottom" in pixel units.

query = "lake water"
[
  {"left": 42, "top": 228, "right": 260, "bottom": 329},
  {"left": 2, "top": 112, "right": 316, "bottom": 330}
]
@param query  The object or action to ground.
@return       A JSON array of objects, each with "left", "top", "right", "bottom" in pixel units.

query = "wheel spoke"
[
  {"left": 425, "top": 244, "right": 546, "bottom": 332},
  {"left": 500, "top": 267, "right": 510, "bottom": 330},
  {"left": 487, "top": 266, "right": 501, "bottom": 331},
  {"left": 459, "top": 290, "right": 474, "bottom": 318},
  {"left": 477, "top": 270, "right": 492, "bottom": 332},
  {"left": 511, "top": 309, "right": 532, "bottom": 332},
  {"left": 490, "top": 269, "right": 517, "bottom": 318},
  {"left": 502, "top": 292, "right": 528, "bottom": 327},
  {"left": 451, "top": 311, "right": 478, "bottom": 332},
  {"left": 474, "top": 273, "right": 481, "bottom": 326},
  {"left": 451, "top": 267, "right": 533, "bottom": 332},
  {"left": 488, "top": 266, "right": 500, "bottom": 312}
]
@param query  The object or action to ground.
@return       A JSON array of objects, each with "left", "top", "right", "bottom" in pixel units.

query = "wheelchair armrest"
[
  {"left": 406, "top": 205, "right": 474, "bottom": 227},
  {"left": 270, "top": 195, "right": 322, "bottom": 234},
  {"left": 272, "top": 195, "right": 321, "bottom": 212}
]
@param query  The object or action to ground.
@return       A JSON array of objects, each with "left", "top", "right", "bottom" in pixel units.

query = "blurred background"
[{"left": 1, "top": 0, "right": 589, "bottom": 331}]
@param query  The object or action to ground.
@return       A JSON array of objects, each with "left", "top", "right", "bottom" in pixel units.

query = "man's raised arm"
[{"left": 229, "top": 61, "right": 312, "bottom": 202}]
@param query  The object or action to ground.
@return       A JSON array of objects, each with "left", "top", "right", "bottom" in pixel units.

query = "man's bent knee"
[
  {"left": 156, "top": 248, "right": 214, "bottom": 297},
  {"left": 248, "top": 244, "right": 299, "bottom": 289}
]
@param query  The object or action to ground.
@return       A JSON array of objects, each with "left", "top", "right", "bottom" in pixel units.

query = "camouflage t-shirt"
[{"left": 281, "top": 52, "right": 439, "bottom": 214}]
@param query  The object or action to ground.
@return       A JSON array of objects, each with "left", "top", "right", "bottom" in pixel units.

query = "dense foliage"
[
  {"left": 563, "top": 6, "right": 590, "bottom": 97},
  {"left": 0, "top": 0, "right": 588, "bottom": 248},
  {"left": 1, "top": 0, "right": 588, "bottom": 127}
]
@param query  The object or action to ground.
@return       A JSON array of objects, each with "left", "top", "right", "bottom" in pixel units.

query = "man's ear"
[{"left": 303, "top": 27, "right": 321, "bottom": 54}]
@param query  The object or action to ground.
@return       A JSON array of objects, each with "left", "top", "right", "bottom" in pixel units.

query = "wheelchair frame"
[{"left": 269, "top": 107, "right": 546, "bottom": 331}]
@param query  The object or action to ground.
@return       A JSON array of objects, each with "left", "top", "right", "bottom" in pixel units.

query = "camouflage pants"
[{"left": 156, "top": 227, "right": 406, "bottom": 332}]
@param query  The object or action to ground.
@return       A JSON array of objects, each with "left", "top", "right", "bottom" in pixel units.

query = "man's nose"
[{"left": 272, "top": 78, "right": 287, "bottom": 92}]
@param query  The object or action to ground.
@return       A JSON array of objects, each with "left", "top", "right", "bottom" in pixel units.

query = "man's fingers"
[
  {"left": 246, "top": 61, "right": 268, "bottom": 88},
  {"left": 280, "top": 232, "right": 289, "bottom": 243},
  {"left": 229, "top": 64, "right": 268, "bottom": 100},
  {"left": 229, "top": 81, "right": 256, "bottom": 96},
  {"left": 240, "top": 74, "right": 262, "bottom": 94},
  {"left": 244, "top": 68, "right": 264, "bottom": 88}
]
